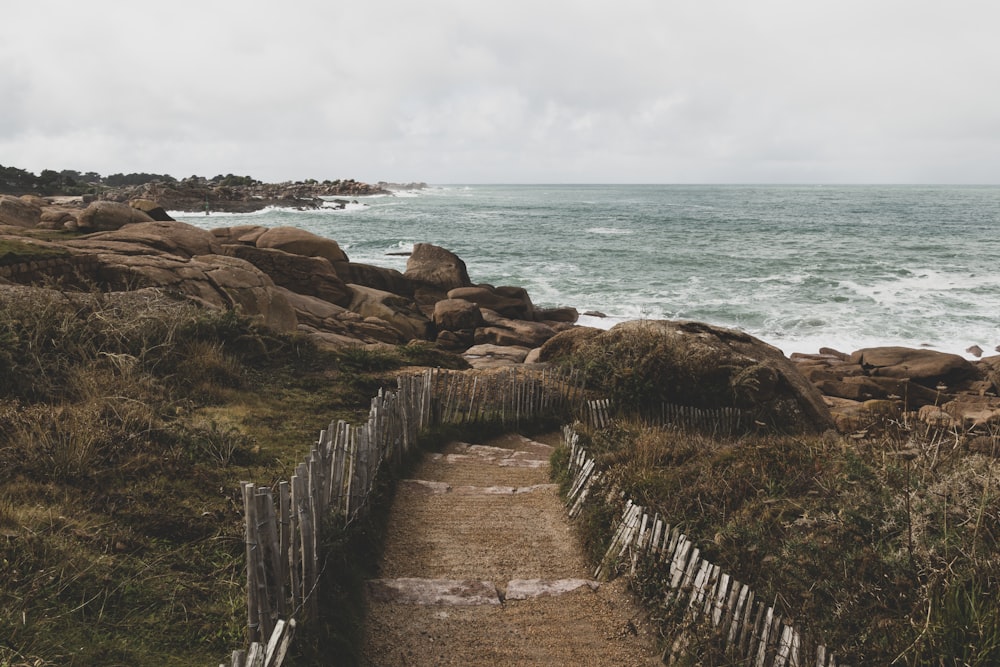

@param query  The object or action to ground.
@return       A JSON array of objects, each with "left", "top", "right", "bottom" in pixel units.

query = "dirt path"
[{"left": 361, "top": 432, "right": 661, "bottom": 666}]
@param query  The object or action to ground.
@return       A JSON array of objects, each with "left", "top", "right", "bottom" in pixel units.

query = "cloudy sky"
[{"left": 3, "top": 1, "right": 999, "bottom": 184}]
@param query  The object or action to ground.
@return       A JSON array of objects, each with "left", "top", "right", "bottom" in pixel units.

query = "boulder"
[
  {"left": 0, "top": 195, "right": 42, "bottom": 227},
  {"left": 940, "top": 396, "right": 1000, "bottom": 429},
  {"left": 814, "top": 375, "right": 942, "bottom": 410},
  {"left": 404, "top": 243, "right": 472, "bottom": 292},
  {"left": 71, "top": 251, "right": 297, "bottom": 332},
  {"left": 850, "top": 346, "right": 979, "bottom": 388},
  {"left": 76, "top": 201, "right": 155, "bottom": 231},
  {"left": 274, "top": 286, "right": 346, "bottom": 328},
  {"left": 474, "top": 311, "right": 557, "bottom": 348},
  {"left": 211, "top": 225, "right": 269, "bottom": 246},
  {"left": 435, "top": 329, "right": 475, "bottom": 350},
  {"left": 462, "top": 344, "right": 531, "bottom": 370},
  {"left": 348, "top": 284, "right": 431, "bottom": 342},
  {"left": 794, "top": 359, "right": 866, "bottom": 384},
  {"left": 223, "top": 244, "right": 352, "bottom": 307},
  {"left": 448, "top": 285, "right": 534, "bottom": 320},
  {"left": 38, "top": 207, "right": 79, "bottom": 230},
  {"left": 823, "top": 397, "right": 871, "bottom": 433},
  {"left": 433, "top": 298, "right": 485, "bottom": 332},
  {"left": 348, "top": 262, "right": 415, "bottom": 297},
  {"left": 540, "top": 319, "right": 835, "bottom": 433},
  {"left": 70, "top": 221, "right": 222, "bottom": 259},
  {"left": 534, "top": 306, "right": 579, "bottom": 324},
  {"left": 192, "top": 255, "right": 298, "bottom": 332},
  {"left": 918, "top": 405, "right": 954, "bottom": 428},
  {"left": 255, "top": 227, "right": 351, "bottom": 281},
  {"left": 129, "top": 198, "right": 175, "bottom": 222},
  {"left": 20, "top": 195, "right": 48, "bottom": 208},
  {"left": 976, "top": 356, "right": 1000, "bottom": 395}
]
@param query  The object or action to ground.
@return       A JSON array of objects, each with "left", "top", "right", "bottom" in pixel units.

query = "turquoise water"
[{"left": 174, "top": 184, "right": 1000, "bottom": 357}]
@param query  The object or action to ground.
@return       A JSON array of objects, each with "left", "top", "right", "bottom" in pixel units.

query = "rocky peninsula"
[{"left": 2, "top": 190, "right": 999, "bottom": 440}]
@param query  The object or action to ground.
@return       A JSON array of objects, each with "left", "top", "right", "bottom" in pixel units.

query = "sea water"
[{"left": 172, "top": 184, "right": 1000, "bottom": 358}]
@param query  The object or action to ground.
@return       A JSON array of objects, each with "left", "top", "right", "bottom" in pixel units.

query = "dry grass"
[
  {"left": 563, "top": 417, "right": 1000, "bottom": 665},
  {"left": 0, "top": 284, "right": 465, "bottom": 665}
]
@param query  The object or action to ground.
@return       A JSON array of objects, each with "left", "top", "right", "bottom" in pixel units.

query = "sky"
[{"left": 3, "top": 1, "right": 999, "bottom": 184}]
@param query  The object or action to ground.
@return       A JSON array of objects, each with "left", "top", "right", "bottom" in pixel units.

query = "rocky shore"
[
  {"left": 2, "top": 192, "right": 999, "bottom": 441},
  {"left": 51, "top": 177, "right": 424, "bottom": 214}
]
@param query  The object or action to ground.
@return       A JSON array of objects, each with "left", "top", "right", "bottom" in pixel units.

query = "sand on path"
[{"left": 361, "top": 432, "right": 660, "bottom": 666}]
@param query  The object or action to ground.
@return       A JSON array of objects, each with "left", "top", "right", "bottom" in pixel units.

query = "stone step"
[{"left": 367, "top": 577, "right": 601, "bottom": 605}]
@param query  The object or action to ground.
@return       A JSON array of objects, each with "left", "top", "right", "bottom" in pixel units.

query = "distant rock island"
[
  {"left": 102, "top": 178, "right": 428, "bottom": 213},
  {"left": 0, "top": 164, "right": 426, "bottom": 213}
]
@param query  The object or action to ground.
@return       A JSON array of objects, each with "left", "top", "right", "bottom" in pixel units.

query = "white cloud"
[{"left": 2, "top": 0, "right": 999, "bottom": 182}]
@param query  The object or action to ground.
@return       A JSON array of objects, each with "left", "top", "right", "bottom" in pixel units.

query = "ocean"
[{"left": 172, "top": 184, "right": 1000, "bottom": 359}]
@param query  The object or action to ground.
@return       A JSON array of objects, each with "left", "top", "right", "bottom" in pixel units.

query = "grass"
[
  {"left": 0, "top": 239, "right": 69, "bottom": 267},
  {"left": 0, "top": 283, "right": 468, "bottom": 666},
  {"left": 558, "top": 417, "right": 1000, "bottom": 665}
]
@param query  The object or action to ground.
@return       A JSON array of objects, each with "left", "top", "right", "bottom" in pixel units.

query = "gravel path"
[{"left": 361, "top": 432, "right": 660, "bottom": 666}]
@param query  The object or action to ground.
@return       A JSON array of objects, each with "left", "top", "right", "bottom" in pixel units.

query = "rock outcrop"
[
  {"left": 540, "top": 320, "right": 836, "bottom": 433},
  {"left": 13, "top": 189, "right": 995, "bottom": 438},
  {"left": 0, "top": 195, "right": 42, "bottom": 228},
  {"left": 254, "top": 227, "right": 351, "bottom": 281},
  {"left": 75, "top": 201, "right": 156, "bottom": 232},
  {"left": 793, "top": 346, "right": 998, "bottom": 433},
  {"left": 222, "top": 244, "right": 352, "bottom": 307},
  {"left": 405, "top": 243, "right": 473, "bottom": 301}
]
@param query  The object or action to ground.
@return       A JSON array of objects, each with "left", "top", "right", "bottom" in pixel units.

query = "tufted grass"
[
  {"left": 558, "top": 418, "right": 1000, "bottom": 665},
  {"left": 0, "top": 284, "right": 463, "bottom": 666}
]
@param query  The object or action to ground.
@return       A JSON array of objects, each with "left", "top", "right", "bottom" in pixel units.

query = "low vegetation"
[
  {"left": 0, "top": 285, "right": 464, "bottom": 666},
  {"left": 553, "top": 330, "right": 1000, "bottom": 665}
]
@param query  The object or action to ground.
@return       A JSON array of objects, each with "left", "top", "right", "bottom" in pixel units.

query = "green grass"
[
  {"left": 0, "top": 239, "right": 69, "bottom": 267},
  {"left": 0, "top": 284, "right": 469, "bottom": 666}
]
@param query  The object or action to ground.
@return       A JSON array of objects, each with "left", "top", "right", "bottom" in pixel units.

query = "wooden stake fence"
[
  {"left": 226, "top": 366, "right": 586, "bottom": 665},
  {"left": 563, "top": 425, "right": 848, "bottom": 667},
  {"left": 585, "top": 399, "right": 753, "bottom": 437}
]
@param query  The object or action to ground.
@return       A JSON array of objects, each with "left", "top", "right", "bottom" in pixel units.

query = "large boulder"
[
  {"left": 76, "top": 201, "right": 155, "bottom": 231},
  {"left": 474, "top": 309, "right": 557, "bottom": 348},
  {"left": 541, "top": 319, "right": 835, "bottom": 433},
  {"left": 71, "top": 221, "right": 222, "bottom": 259},
  {"left": 129, "top": 198, "right": 174, "bottom": 222},
  {"left": 38, "top": 207, "right": 79, "bottom": 230},
  {"left": 534, "top": 306, "right": 579, "bottom": 324},
  {"left": 255, "top": 227, "right": 351, "bottom": 281},
  {"left": 0, "top": 195, "right": 43, "bottom": 228},
  {"left": 433, "top": 298, "right": 485, "bottom": 332},
  {"left": 462, "top": 343, "right": 532, "bottom": 370},
  {"left": 404, "top": 243, "right": 472, "bottom": 292},
  {"left": 940, "top": 396, "right": 1000, "bottom": 429},
  {"left": 348, "top": 284, "right": 431, "bottom": 342},
  {"left": 447, "top": 285, "right": 534, "bottom": 320},
  {"left": 814, "top": 375, "right": 943, "bottom": 410},
  {"left": 348, "top": 262, "right": 415, "bottom": 297},
  {"left": 211, "top": 225, "right": 269, "bottom": 246},
  {"left": 223, "top": 244, "right": 352, "bottom": 307},
  {"left": 850, "top": 346, "right": 979, "bottom": 388},
  {"left": 275, "top": 287, "right": 400, "bottom": 346},
  {"left": 192, "top": 255, "right": 298, "bottom": 332},
  {"left": 69, "top": 251, "right": 297, "bottom": 332}
]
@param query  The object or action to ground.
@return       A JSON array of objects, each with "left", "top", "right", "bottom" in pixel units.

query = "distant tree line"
[
  {"left": 0, "top": 165, "right": 374, "bottom": 197},
  {"left": 0, "top": 165, "right": 267, "bottom": 196}
]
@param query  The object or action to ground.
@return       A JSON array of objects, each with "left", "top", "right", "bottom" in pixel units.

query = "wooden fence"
[
  {"left": 586, "top": 398, "right": 753, "bottom": 437},
  {"left": 224, "top": 366, "right": 585, "bottom": 666},
  {"left": 564, "top": 425, "right": 849, "bottom": 667}
]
